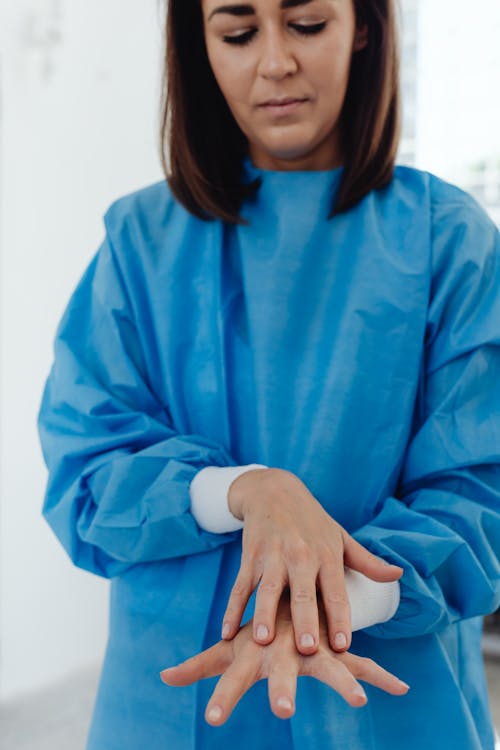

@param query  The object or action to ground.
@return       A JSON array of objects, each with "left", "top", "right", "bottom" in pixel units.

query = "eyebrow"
[{"left": 208, "top": 0, "right": 317, "bottom": 22}]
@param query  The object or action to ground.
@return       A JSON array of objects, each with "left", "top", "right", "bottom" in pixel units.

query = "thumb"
[{"left": 343, "top": 535, "right": 404, "bottom": 582}]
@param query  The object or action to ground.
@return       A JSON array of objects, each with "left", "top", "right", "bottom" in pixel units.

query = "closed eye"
[
  {"left": 290, "top": 21, "right": 326, "bottom": 35},
  {"left": 223, "top": 22, "right": 327, "bottom": 46},
  {"left": 222, "top": 29, "right": 255, "bottom": 45}
]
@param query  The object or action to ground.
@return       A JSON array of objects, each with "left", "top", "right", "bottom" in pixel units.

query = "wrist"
[
  {"left": 227, "top": 478, "right": 244, "bottom": 520},
  {"left": 227, "top": 467, "right": 271, "bottom": 520}
]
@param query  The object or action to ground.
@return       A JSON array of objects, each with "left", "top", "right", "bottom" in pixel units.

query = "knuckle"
[
  {"left": 288, "top": 539, "right": 313, "bottom": 565},
  {"left": 354, "top": 657, "right": 376, "bottom": 678},
  {"left": 307, "top": 654, "right": 329, "bottom": 681},
  {"left": 291, "top": 587, "right": 316, "bottom": 605},
  {"left": 231, "top": 580, "right": 250, "bottom": 598},
  {"left": 318, "top": 559, "right": 344, "bottom": 581},
  {"left": 269, "top": 541, "right": 286, "bottom": 561},
  {"left": 323, "top": 590, "right": 349, "bottom": 607},
  {"left": 316, "top": 544, "right": 337, "bottom": 562},
  {"left": 268, "top": 662, "right": 296, "bottom": 679},
  {"left": 245, "top": 546, "right": 263, "bottom": 565},
  {"left": 260, "top": 579, "right": 283, "bottom": 595},
  {"left": 219, "top": 674, "right": 241, "bottom": 689},
  {"left": 241, "top": 638, "right": 261, "bottom": 657}
]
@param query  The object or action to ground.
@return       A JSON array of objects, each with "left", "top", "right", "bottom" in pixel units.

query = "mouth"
[{"left": 258, "top": 97, "right": 309, "bottom": 116}]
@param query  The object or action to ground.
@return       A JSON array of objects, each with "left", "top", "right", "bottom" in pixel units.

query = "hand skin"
[
  {"left": 222, "top": 467, "right": 404, "bottom": 656},
  {"left": 160, "top": 589, "right": 410, "bottom": 727}
]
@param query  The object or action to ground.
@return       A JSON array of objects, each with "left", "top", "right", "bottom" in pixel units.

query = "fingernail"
[
  {"left": 222, "top": 622, "right": 230, "bottom": 638},
  {"left": 300, "top": 633, "right": 315, "bottom": 648},
  {"left": 256, "top": 624, "right": 269, "bottom": 640},
  {"left": 352, "top": 685, "right": 367, "bottom": 700},
  {"left": 335, "top": 632, "right": 347, "bottom": 649},
  {"left": 398, "top": 680, "right": 410, "bottom": 690},
  {"left": 207, "top": 705, "right": 223, "bottom": 722},
  {"left": 277, "top": 696, "right": 293, "bottom": 711}
]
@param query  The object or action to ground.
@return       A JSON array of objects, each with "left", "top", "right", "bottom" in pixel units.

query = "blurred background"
[{"left": 0, "top": 0, "right": 499, "bottom": 747}]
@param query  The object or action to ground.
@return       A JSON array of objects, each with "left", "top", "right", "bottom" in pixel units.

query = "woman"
[{"left": 37, "top": 0, "right": 500, "bottom": 748}]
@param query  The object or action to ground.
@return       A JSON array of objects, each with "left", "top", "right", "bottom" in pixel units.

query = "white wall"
[
  {"left": 1, "top": 0, "right": 164, "bottom": 700},
  {"left": 415, "top": 0, "right": 500, "bottom": 177}
]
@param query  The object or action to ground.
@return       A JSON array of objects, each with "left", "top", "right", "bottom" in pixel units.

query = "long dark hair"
[{"left": 159, "top": 0, "right": 401, "bottom": 224}]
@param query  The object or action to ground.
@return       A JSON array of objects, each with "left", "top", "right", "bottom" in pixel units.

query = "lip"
[{"left": 259, "top": 98, "right": 309, "bottom": 116}]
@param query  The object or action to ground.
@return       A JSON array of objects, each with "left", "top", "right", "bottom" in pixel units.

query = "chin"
[{"left": 257, "top": 140, "right": 318, "bottom": 163}]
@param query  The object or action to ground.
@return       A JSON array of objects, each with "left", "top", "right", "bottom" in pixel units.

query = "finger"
[
  {"left": 204, "top": 652, "right": 259, "bottom": 726},
  {"left": 342, "top": 534, "right": 404, "bottom": 582},
  {"left": 301, "top": 651, "right": 368, "bottom": 708},
  {"left": 267, "top": 658, "right": 298, "bottom": 719},
  {"left": 317, "top": 561, "right": 352, "bottom": 652},
  {"left": 287, "top": 556, "right": 320, "bottom": 654},
  {"left": 160, "top": 641, "right": 231, "bottom": 686},
  {"left": 221, "top": 566, "right": 255, "bottom": 640},
  {"left": 252, "top": 562, "right": 287, "bottom": 645},
  {"left": 338, "top": 652, "right": 411, "bottom": 696}
]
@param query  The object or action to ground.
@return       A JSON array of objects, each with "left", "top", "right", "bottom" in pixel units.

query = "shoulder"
[
  {"left": 388, "top": 164, "right": 486, "bottom": 214},
  {"left": 388, "top": 165, "right": 497, "bottom": 262},
  {"left": 103, "top": 179, "right": 187, "bottom": 238},
  {"left": 425, "top": 171, "right": 497, "bottom": 273},
  {"left": 102, "top": 177, "right": 219, "bottom": 246},
  {"left": 391, "top": 164, "right": 495, "bottom": 232},
  {"left": 98, "top": 178, "right": 218, "bottom": 278}
]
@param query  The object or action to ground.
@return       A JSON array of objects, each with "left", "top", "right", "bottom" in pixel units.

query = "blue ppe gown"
[{"left": 37, "top": 157, "right": 500, "bottom": 749}]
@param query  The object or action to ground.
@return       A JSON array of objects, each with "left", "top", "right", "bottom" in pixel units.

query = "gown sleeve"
[
  {"left": 352, "top": 178, "right": 500, "bottom": 639},
  {"left": 37, "top": 228, "right": 242, "bottom": 580}
]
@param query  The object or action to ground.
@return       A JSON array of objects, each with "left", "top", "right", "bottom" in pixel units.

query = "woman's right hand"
[
  {"left": 160, "top": 588, "right": 410, "bottom": 725},
  {"left": 222, "top": 467, "right": 404, "bottom": 656}
]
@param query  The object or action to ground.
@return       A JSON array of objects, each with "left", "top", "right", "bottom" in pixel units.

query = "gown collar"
[{"left": 240, "top": 154, "right": 344, "bottom": 221}]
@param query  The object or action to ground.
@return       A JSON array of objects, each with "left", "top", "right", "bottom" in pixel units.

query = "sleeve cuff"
[
  {"left": 189, "top": 464, "right": 269, "bottom": 533},
  {"left": 344, "top": 567, "right": 401, "bottom": 631}
]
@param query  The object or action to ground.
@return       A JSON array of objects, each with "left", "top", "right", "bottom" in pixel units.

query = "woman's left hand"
[
  {"left": 223, "top": 467, "right": 403, "bottom": 656},
  {"left": 159, "top": 590, "right": 409, "bottom": 726}
]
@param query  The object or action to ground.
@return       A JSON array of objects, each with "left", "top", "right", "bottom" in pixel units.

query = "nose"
[{"left": 257, "top": 27, "right": 298, "bottom": 80}]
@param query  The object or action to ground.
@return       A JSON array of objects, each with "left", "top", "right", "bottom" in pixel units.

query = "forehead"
[{"left": 203, "top": 0, "right": 337, "bottom": 20}]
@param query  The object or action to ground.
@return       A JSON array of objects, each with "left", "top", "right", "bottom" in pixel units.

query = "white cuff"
[
  {"left": 344, "top": 567, "right": 401, "bottom": 631},
  {"left": 189, "top": 464, "right": 269, "bottom": 533}
]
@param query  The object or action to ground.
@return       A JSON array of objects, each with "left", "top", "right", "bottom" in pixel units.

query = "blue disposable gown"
[{"left": 37, "top": 157, "right": 500, "bottom": 749}]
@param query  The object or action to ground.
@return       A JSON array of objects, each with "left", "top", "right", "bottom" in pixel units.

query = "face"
[{"left": 201, "top": 0, "right": 368, "bottom": 171}]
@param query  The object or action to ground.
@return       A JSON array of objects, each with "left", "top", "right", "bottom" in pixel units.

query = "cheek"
[
  {"left": 206, "top": 42, "right": 252, "bottom": 106},
  {"left": 312, "top": 60, "right": 352, "bottom": 105},
  {"left": 218, "top": 70, "right": 248, "bottom": 106},
  {"left": 304, "top": 37, "right": 354, "bottom": 91}
]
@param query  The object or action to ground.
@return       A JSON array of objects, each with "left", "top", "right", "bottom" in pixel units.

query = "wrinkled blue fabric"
[{"left": 37, "top": 156, "right": 500, "bottom": 749}]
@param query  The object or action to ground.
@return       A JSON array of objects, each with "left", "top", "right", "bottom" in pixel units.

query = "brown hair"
[{"left": 159, "top": 0, "right": 401, "bottom": 224}]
